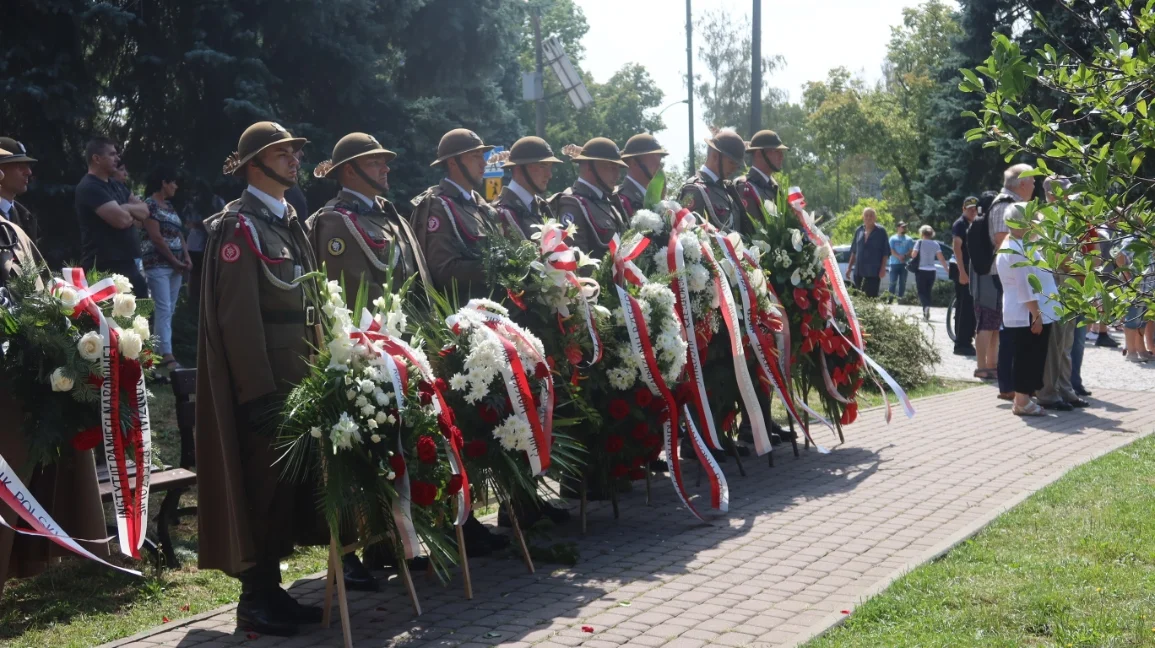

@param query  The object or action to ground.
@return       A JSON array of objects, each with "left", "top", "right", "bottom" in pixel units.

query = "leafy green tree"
[
  {"left": 826, "top": 198, "right": 896, "bottom": 245},
  {"left": 694, "top": 9, "right": 783, "bottom": 136},
  {"left": 962, "top": 2, "right": 1155, "bottom": 322}
]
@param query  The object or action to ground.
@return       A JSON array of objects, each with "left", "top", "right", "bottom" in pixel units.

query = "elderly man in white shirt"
[{"left": 995, "top": 202, "right": 1059, "bottom": 416}]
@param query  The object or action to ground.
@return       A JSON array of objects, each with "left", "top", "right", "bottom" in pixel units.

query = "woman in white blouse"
[{"left": 995, "top": 203, "right": 1060, "bottom": 416}]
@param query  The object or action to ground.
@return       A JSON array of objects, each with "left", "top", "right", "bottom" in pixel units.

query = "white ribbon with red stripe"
[
  {"left": 446, "top": 301, "right": 554, "bottom": 476},
  {"left": 53, "top": 267, "right": 151, "bottom": 559},
  {"left": 533, "top": 222, "right": 603, "bottom": 365}
]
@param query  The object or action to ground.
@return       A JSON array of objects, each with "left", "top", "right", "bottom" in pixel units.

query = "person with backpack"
[{"left": 968, "top": 164, "right": 1034, "bottom": 388}]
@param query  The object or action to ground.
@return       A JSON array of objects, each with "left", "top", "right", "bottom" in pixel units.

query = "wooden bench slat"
[{"left": 98, "top": 468, "right": 197, "bottom": 500}]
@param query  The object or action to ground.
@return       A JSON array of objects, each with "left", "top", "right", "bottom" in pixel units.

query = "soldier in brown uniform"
[
  {"left": 615, "top": 133, "right": 668, "bottom": 219},
  {"left": 195, "top": 122, "right": 323, "bottom": 636},
  {"left": 492, "top": 136, "right": 561, "bottom": 240},
  {"left": 551, "top": 138, "right": 627, "bottom": 258},
  {"left": 410, "top": 129, "right": 497, "bottom": 301},
  {"left": 0, "top": 156, "right": 109, "bottom": 596},
  {"left": 308, "top": 133, "right": 431, "bottom": 308},
  {"left": 0, "top": 138, "right": 40, "bottom": 244},
  {"left": 677, "top": 129, "right": 749, "bottom": 235},
  {"left": 735, "top": 130, "right": 789, "bottom": 228}
]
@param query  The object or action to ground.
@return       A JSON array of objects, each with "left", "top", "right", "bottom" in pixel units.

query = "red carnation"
[
  {"left": 608, "top": 399, "right": 630, "bottom": 420},
  {"left": 628, "top": 468, "right": 647, "bottom": 481},
  {"left": 389, "top": 454, "right": 406, "bottom": 479},
  {"left": 634, "top": 388, "right": 653, "bottom": 408},
  {"left": 71, "top": 427, "right": 103, "bottom": 452},
  {"left": 448, "top": 425, "right": 464, "bottom": 450},
  {"left": 417, "top": 381, "right": 434, "bottom": 405},
  {"left": 611, "top": 464, "right": 628, "bottom": 478},
  {"left": 434, "top": 378, "right": 448, "bottom": 392},
  {"left": 605, "top": 435, "right": 625, "bottom": 453},
  {"left": 465, "top": 439, "right": 488, "bottom": 458},
  {"left": 479, "top": 403, "right": 500, "bottom": 425},
  {"left": 446, "top": 474, "right": 464, "bottom": 496},
  {"left": 630, "top": 422, "right": 649, "bottom": 442},
  {"left": 410, "top": 481, "right": 437, "bottom": 507},
  {"left": 416, "top": 435, "right": 438, "bottom": 464},
  {"left": 793, "top": 288, "right": 811, "bottom": 310}
]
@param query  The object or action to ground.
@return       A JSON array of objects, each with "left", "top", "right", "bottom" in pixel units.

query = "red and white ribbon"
[
  {"left": 681, "top": 404, "right": 729, "bottom": 512},
  {"left": 54, "top": 267, "right": 151, "bottom": 559},
  {"left": 351, "top": 310, "right": 471, "bottom": 526},
  {"left": 0, "top": 453, "right": 140, "bottom": 576},
  {"left": 446, "top": 301, "right": 554, "bottom": 477},
  {"left": 390, "top": 437, "right": 420, "bottom": 558},
  {"left": 535, "top": 222, "right": 603, "bottom": 365}
]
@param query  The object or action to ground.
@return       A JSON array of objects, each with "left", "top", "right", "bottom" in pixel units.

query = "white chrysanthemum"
[
  {"left": 688, "top": 263, "right": 711, "bottom": 293},
  {"left": 117, "top": 329, "right": 143, "bottom": 360},
  {"left": 132, "top": 315, "right": 150, "bottom": 340},
  {"left": 355, "top": 395, "right": 368, "bottom": 408},
  {"left": 815, "top": 244, "right": 832, "bottom": 262},
  {"left": 360, "top": 403, "right": 376, "bottom": 417},
  {"left": 77, "top": 331, "right": 103, "bottom": 362},
  {"left": 679, "top": 233, "right": 702, "bottom": 263},
  {"left": 630, "top": 209, "right": 664, "bottom": 234},
  {"left": 652, "top": 246, "right": 670, "bottom": 271},
  {"left": 640, "top": 283, "right": 674, "bottom": 310},
  {"left": 607, "top": 366, "right": 637, "bottom": 391},
  {"left": 112, "top": 293, "right": 136, "bottom": 319},
  {"left": 789, "top": 228, "right": 804, "bottom": 251},
  {"left": 330, "top": 412, "right": 361, "bottom": 450},
  {"left": 470, "top": 298, "right": 509, "bottom": 316},
  {"left": 110, "top": 274, "right": 133, "bottom": 294},
  {"left": 50, "top": 367, "right": 74, "bottom": 392},
  {"left": 449, "top": 373, "right": 468, "bottom": 391},
  {"left": 492, "top": 414, "right": 533, "bottom": 453}
]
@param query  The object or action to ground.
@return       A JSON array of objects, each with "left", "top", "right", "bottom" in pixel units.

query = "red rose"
[
  {"left": 434, "top": 378, "right": 448, "bottom": 392},
  {"left": 611, "top": 464, "right": 628, "bottom": 478},
  {"left": 418, "top": 381, "right": 434, "bottom": 405},
  {"left": 389, "top": 454, "right": 406, "bottom": 479},
  {"left": 416, "top": 436, "right": 438, "bottom": 464},
  {"left": 634, "top": 388, "right": 653, "bottom": 408},
  {"left": 410, "top": 481, "right": 437, "bottom": 507},
  {"left": 465, "top": 439, "right": 488, "bottom": 458},
  {"left": 793, "top": 288, "right": 811, "bottom": 310},
  {"left": 630, "top": 422, "right": 649, "bottom": 442},
  {"left": 478, "top": 403, "right": 500, "bottom": 425},
  {"left": 71, "top": 427, "right": 102, "bottom": 452},
  {"left": 446, "top": 474, "right": 464, "bottom": 496},
  {"left": 628, "top": 468, "right": 647, "bottom": 481},
  {"left": 604, "top": 435, "right": 624, "bottom": 453},
  {"left": 608, "top": 399, "right": 630, "bottom": 420}
]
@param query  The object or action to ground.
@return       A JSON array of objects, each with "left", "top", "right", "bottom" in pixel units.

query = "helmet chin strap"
[
  {"left": 253, "top": 158, "right": 297, "bottom": 188},
  {"left": 518, "top": 168, "right": 545, "bottom": 196},
  {"left": 350, "top": 160, "right": 387, "bottom": 195},
  {"left": 591, "top": 163, "right": 615, "bottom": 197},
  {"left": 635, "top": 158, "right": 655, "bottom": 185},
  {"left": 453, "top": 157, "right": 481, "bottom": 193},
  {"left": 760, "top": 150, "right": 781, "bottom": 174}
]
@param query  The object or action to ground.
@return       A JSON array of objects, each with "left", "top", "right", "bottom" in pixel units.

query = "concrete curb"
[{"left": 791, "top": 422, "right": 1155, "bottom": 647}]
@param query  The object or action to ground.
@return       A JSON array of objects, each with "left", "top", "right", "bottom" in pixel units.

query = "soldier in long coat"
[
  {"left": 551, "top": 138, "right": 628, "bottom": 258},
  {"left": 196, "top": 122, "right": 323, "bottom": 637},
  {"left": 0, "top": 138, "right": 39, "bottom": 244},
  {"left": 308, "top": 133, "right": 430, "bottom": 308},
  {"left": 614, "top": 133, "right": 668, "bottom": 219},
  {"left": 677, "top": 129, "right": 749, "bottom": 235},
  {"left": 0, "top": 154, "right": 108, "bottom": 596},
  {"left": 491, "top": 136, "right": 561, "bottom": 240},
  {"left": 735, "top": 130, "right": 789, "bottom": 228}
]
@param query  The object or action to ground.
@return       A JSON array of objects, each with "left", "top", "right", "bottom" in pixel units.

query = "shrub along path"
[{"left": 103, "top": 387, "right": 1155, "bottom": 648}]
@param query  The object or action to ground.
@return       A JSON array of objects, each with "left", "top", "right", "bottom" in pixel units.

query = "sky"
[{"left": 574, "top": 0, "right": 957, "bottom": 167}]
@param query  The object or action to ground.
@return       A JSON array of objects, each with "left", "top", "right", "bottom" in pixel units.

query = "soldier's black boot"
[
  {"left": 461, "top": 514, "right": 509, "bottom": 557},
  {"left": 363, "top": 542, "right": 430, "bottom": 572},
  {"left": 269, "top": 587, "right": 324, "bottom": 625},
  {"left": 237, "top": 569, "right": 299, "bottom": 637},
  {"left": 342, "top": 553, "right": 379, "bottom": 592}
]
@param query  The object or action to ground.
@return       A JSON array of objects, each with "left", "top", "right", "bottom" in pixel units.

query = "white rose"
[
  {"left": 111, "top": 274, "right": 133, "bottom": 294},
  {"left": 367, "top": 418, "right": 378, "bottom": 430},
  {"left": 132, "top": 316, "right": 150, "bottom": 340},
  {"left": 375, "top": 411, "right": 389, "bottom": 425},
  {"left": 56, "top": 286, "right": 80, "bottom": 312},
  {"left": 370, "top": 434, "right": 382, "bottom": 444},
  {"left": 117, "top": 329, "right": 143, "bottom": 360},
  {"left": 112, "top": 293, "right": 136, "bottom": 319},
  {"left": 360, "top": 403, "right": 375, "bottom": 417},
  {"left": 346, "top": 389, "right": 357, "bottom": 401},
  {"left": 50, "top": 367, "right": 74, "bottom": 392},
  {"left": 77, "top": 331, "right": 104, "bottom": 361},
  {"left": 309, "top": 426, "right": 323, "bottom": 439}
]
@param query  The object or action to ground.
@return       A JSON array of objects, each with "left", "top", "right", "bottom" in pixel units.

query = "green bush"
[{"left": 852, "top": 293, "right": 940, "bottom": 390}]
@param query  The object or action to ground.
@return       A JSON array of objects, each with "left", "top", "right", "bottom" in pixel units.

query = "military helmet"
[
  {"left": 620, "top": 133, "right": 668, "bottom": 159},
  {"left": 0, "top": 137, "right": 37, "bottom": 165},
  {"left": 747, "top": 130, "right": 789, "bottom": 151},
  {"left": 502, "top": 136, "right": 562, "bottom": 168},
  {"left": 314, "top": 132, "right": 396, "bottom": 178},
  {"left": 430, "top": 128, "right": 494, "bottom": 167},
  {"left": 223, "top": 121, "right": 307, "bottom": 177},
  {"left": 706, "top": 129, "right": 748, "bottom": 163},
  {"left": 567, "top": 137, "right": 627, "bottom": 168}
]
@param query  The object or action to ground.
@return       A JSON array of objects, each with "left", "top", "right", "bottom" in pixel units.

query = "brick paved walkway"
[{"left": 106, "top": 387, "right": 1155, "bottom": 648}]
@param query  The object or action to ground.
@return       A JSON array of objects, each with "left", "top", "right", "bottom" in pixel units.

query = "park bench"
[{"left": 97, "top": 368, "right": 198, "bottom": 569}]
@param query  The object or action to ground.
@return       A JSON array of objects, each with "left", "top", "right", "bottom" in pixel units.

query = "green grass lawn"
[{"left": 807, "top": 432, "right": 1155, "bottom": 648}]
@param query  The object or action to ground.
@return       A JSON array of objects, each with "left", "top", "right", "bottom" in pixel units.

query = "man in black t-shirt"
[
  {"left": 75, "top": 137, "right": 150, "bottom": 296},
  {"left": 951, "top": 196, "right": 978, "bottom": 355}
]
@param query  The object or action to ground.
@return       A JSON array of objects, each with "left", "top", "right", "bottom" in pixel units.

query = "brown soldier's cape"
[{"left": 0, "top": 221, "right": 106, "bottom": 593}]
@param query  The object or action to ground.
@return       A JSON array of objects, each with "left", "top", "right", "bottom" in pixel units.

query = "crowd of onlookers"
[{"left": 846, "top": 163, "right": 1154, "bottom": 417}]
